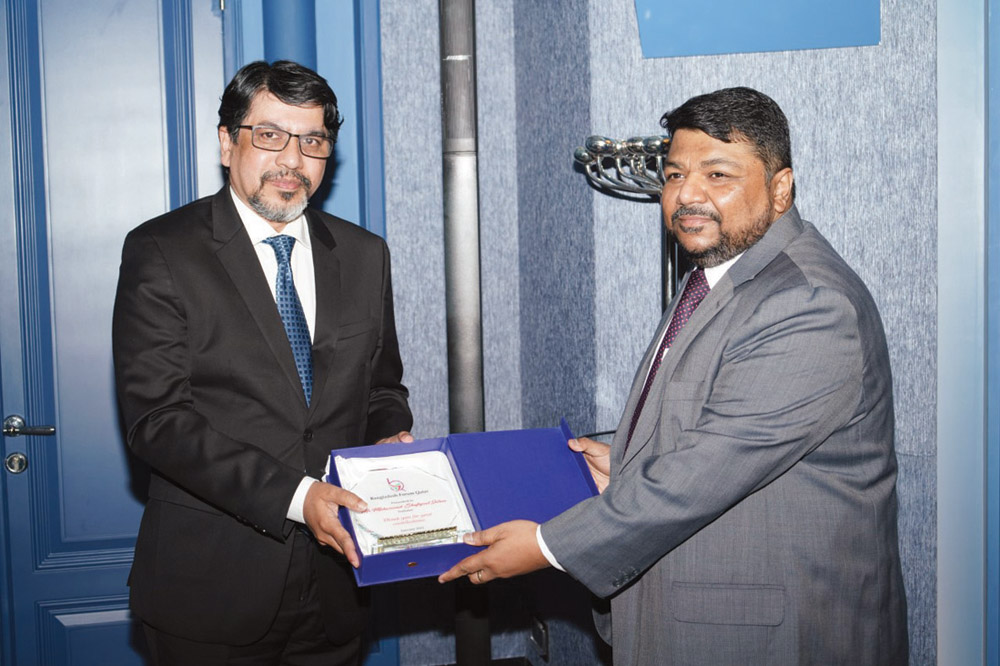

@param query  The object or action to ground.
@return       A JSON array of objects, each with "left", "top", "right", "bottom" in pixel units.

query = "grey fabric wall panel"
[
  {"left": 514, "top": 0, "right": 598, "bottom": 433},
  {"left": 381, "top": 0, "right": 449, "bottom": 444},
  {"left": 478, "top": 0, "right": 524, "bottom": 431},
  {"left": 380, "top": 3, "right": 454, "bottom": 664},
  {"left": 382, "top": 2, "right": 538, "bottom": 663}
]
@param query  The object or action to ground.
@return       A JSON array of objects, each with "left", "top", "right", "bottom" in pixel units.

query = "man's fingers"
[
  {"left": 302, "top": 482, "right": 366, "bottom": 567},
  {"left": 461, "top": 525, "right": 505, "bottom": 547},
  {"left": 375, "top": 430, "right": 415, "bottom": 444},
  {"left": 439, "top": 521, "right": 545, "bottom": 583},
  {"left": 437, "top": 530, "right": 497, "bottom": 581},
  {"left": 567, "top": 437, "right": 611, "bottom": 493},
  {"left": 323, "top": 484, "right": 368, "bottom": 512},
  {"left": 311, "top": 512, "right": 361, "bottom": 567},
  {"left": 462, "top": 530, "right": 484, "bottom": 546},
  {"left": 306, "top": 481, "right": 368, "bottom": 513},
  {"left": 329, "top": 524, "right": 360, "bottom": 567},
  {"left": 438, "top": 554, "right": 485, "bottom": 583},
  {"left": 570, "top": 436, "right": 611, "bottom": 456}
]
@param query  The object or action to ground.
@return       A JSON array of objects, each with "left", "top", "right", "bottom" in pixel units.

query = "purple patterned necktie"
[
  {"left": 263, "top": 235, "right": 313, "bottom": 406},
  {"left": 625, "top": 268, "right": 710, "bottom": 446}
]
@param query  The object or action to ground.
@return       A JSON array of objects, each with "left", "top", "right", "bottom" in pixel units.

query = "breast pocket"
[{"left": 327, "top": 318, "right": 378, "bottom": 394}]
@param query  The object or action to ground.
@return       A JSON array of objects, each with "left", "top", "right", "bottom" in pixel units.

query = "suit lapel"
[
  {"left": 618, "top": 277, "right": 733, "bottom": 469},
  {"left": 615, "top": 207, "right": 807, "bottom": 470},
  {"left": 211, "top": 190, "right": 306, "bottom": 406},
  {"left": 611, "top": 281, "right": 683, "bottom": 471},
  {"left": 305, "top": 210, "right": 341, "bottom": 415}
]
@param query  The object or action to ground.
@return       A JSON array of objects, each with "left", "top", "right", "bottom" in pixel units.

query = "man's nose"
[
  {"left": 276, "top": 138, "right": 303, "bottom": 169},
  {"left": 675, "top": 176, "right": 707, "bottom": 205}
]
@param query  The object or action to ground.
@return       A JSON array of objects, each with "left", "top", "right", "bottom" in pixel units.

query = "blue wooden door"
[
  {"left": 0, "top": 1, "right": 224, "bottom": 663},
  {"left": 0, "top": 2, "right": 397, "bottom": 664}
]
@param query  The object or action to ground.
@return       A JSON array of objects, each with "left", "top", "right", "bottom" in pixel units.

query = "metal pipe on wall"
[
  {"left": 440, "top": 0, "right": 485, "bottom": 439},
  {"left": 440, "top": 0, "right": 490, "bottom": 663},
  {"left": 262, "top": 0, "right": 316, "bottom": 68}
]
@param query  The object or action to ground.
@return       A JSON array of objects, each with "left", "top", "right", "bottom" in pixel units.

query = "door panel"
[
  {"left": 0, "top": 1, "right": 223, "bottom": 663},
  {"left": 41, "top": 0, "right": 163, "bottom": 544}
]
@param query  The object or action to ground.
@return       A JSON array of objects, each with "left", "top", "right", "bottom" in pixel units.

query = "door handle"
[{"left": 2, "top": 415, "right": 56, "bottom": 437}]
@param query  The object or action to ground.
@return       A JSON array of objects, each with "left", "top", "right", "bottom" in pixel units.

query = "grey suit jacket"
[{"left": 542, "top": 208, "right": 908, "bottom": 665}]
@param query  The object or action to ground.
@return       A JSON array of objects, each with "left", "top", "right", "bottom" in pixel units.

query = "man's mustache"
[
  {"left": 672, "top": 206, "right": 721, "bottom": 224},
  {"left": 261, "top": 170, "right": 312, "bottom": 191}
]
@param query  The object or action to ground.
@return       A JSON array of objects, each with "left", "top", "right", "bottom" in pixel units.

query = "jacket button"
[{"left": 303, "top": 430, "right": 314, "bottom": 442}]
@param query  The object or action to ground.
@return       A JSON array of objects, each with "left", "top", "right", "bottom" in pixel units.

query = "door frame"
[{"left": 988, "top": 0, "right": 1000, "bottom": 662}]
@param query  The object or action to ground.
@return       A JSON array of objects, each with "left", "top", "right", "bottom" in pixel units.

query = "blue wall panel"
[
  {"left": 316, "top": 1, "right": 362, "bottom": 226},
  {"left": 635, "top": 0, "right": 880, "bottom": 58}
]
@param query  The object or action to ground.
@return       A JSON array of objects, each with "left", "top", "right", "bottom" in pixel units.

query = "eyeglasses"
[{"left": 236, "top": 125, "right": 334, "bottom": 159}]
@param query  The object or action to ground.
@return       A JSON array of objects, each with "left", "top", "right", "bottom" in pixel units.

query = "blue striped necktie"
[{"left": 263, "top": 235, "right": 313, "bottom": 405}]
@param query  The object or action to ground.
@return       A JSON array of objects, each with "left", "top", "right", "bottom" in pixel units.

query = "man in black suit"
[{"left": 113, "top": 60, "right": 413, "bottom": 665}]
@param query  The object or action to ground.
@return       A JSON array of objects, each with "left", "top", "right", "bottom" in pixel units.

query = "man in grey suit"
[{"left": 440, "top": 87, "right": 908, "bottom": 664}]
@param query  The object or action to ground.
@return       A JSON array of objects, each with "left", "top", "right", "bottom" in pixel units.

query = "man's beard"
[
  {"left": 671, "top": 205, "right": 773, "bottom": 269},
  {"left": 248, "top": 170, "right": 313, "bottom": 223}
]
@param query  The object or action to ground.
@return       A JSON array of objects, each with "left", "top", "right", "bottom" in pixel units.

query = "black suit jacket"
[{"left": 112, "top": 188, "right": 412, "bottom": 645}]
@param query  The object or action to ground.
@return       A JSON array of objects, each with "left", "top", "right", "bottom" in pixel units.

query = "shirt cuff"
[
  {"left": 287, "top": 476, "right": 318, "bottom": 524},
  {"left": 536, "top": 524, "right": 564, "bottom": 572}
]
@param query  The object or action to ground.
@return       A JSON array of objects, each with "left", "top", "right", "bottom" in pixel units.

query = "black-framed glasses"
[{"left": 236, "top": 125, "right": 334, "bottom": 159}]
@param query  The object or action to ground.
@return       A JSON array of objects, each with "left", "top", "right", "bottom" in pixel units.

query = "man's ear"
[
  {"left": 219, "top": 127, "right": 233, "bottom": 168},
  {"left": 770, "top": 167, "right": 794, "bottom": 216}
]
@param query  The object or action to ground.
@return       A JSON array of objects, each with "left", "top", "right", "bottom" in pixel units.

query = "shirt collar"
[
  {"left": 703, "top": 253, "right": 742, "bottom": 289},
  {"left": 229, "top": 187, "right": 311, "bottom": 250}
]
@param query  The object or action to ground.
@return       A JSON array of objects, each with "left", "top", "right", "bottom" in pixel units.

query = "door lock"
[
  {"left": 2, "top": 415, "right": 56, "bottom": 437},
  {"left": 4, "top": 452, "right": 27, "bottom": 474}
]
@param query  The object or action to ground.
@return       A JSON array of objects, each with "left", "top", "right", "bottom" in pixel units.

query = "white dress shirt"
[{"left": 229, "top": 189, "right": 318, "bottom": 525}]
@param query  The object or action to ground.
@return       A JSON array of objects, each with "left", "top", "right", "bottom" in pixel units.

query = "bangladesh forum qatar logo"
[{"left": 386, "top": 477, "right": 404, "bottom": 492}]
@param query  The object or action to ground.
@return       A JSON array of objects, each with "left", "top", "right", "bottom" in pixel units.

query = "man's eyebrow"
[
  {"left": 700, "top": 157, "right": 743, "bottom": 168},
  {"left": 251, "top": 121, "right": 328, "bottom": 136},
  {"left": 664, "top": 156, "right": 744, "bottom": 170}
]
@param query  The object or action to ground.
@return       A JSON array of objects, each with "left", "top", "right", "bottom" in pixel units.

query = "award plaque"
[
  {"left": 335, "top": 451, "right": 475, "bottom": 555},
  {"left": 327, "top": 420, "right": 599, "bottom": 586}
]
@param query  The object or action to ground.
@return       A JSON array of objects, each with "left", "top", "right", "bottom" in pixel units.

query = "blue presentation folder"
[{"left": 327, "top": 419, "right": 599, "bottom": 586}]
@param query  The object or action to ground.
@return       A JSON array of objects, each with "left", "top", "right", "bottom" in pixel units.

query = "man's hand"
[
  {"left": 375, "top": 431, "right": 414, "bottom": 444},
  {"left": 569, "top": 437, "right": 611, "bottom": 492},
  {"left": 437, "top": 520, "right": 549, "bottom": 584},
  {"left": 303, "top": 482, "right": 368, "bottom": 568}
]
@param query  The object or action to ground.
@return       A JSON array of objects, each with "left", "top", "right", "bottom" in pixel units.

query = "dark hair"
[
  {"left": 661, "top": 87, "right": 794, "bottom": 199},
  {"left": 218, "top": 60, "right": 344, "bottom": 144}
]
